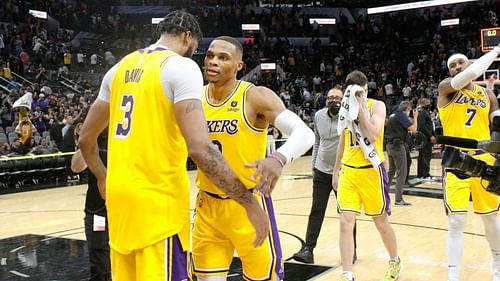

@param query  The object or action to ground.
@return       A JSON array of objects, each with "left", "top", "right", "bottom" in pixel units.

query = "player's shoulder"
[
  {"left": 164, "top": 55, "right": 198, "bottom": 69},
  {"left": 247, "top": 84, "right": 275, "bottom": 97},
  {"left": 369, "top": 98, "right": 386, "bottom": 108},
  {"left": 315, "top": 107, "right": 328, "bottom": 117}
]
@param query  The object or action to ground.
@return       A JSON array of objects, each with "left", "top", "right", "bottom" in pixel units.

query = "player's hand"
[
  {"left": 244, "top": 201, "right": 270, "bottom": 247},
  {"left": 332, "top": 170, "right": 340, "bottom": 191},
  {"left": 97, "top": 177, "right": 106, "bottom": 200},
  {"left": 246, "top": 155, "right": 285, "bottom": 196},
  {"left": 430, "top": 136, "right": 437, "bottom": 144}
]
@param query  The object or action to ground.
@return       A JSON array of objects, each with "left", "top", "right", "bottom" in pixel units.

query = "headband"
[{"left": 447, "top": 54, "right": 469, "bottom": 69}]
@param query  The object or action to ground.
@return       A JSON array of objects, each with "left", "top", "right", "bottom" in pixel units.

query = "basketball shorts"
[
  {"left": 337, "top": 163, "right": 391, "bottom": 216},
  {"left": 111, "top": 234, "right": 189, "bottom": 281},
  {"left": 192, "top": 191, "right": 284, "bottom": 281},
  {"left": 443, "top": 152, "right": 500, "bottom": 215}
]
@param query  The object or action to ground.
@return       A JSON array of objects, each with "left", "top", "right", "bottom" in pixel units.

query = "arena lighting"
[
  {"left": 242, "top": 24, "right": 260, "bottom": 31},
  {"left": 367, "top": 0, "right": 480, "bottom": 15},
  {"left": 441, "top": 18, "right": 460, "bottom": 26},
  {"left": 309, "top": 18, "right": 336, "bottom": 25},
  {"left": 151, "top": 18, "right": 163, "bottom": 24},
  {"left": 260, "top": 63, "right": 276, "bottom": 70},
  {"left": 29, "top": 9, "right": 47, "bottom": 19}
]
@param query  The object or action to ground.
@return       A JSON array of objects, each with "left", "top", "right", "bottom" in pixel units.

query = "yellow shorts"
[
  {"left": 337, "top": 163, "right": 391, "bottom": 216},
  {"left": 443, "top": 152, "right": 500, "bottom": 215},
  {"left": 192, "top": 191, "right": 284, "bottom": 281},
  {"left": 111, "top": 234, "right": 189, "bottom": 281}
]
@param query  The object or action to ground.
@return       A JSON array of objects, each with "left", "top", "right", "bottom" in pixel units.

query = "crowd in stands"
[{"left": 0, "top": 0, "right": 499, "bottom": 163}]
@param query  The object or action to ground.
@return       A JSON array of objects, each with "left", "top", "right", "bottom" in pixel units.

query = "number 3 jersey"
[
  {"left": 106, "top": 48, "right": 191, "bottom": 254},
  {"left": 438, "top": 85, "right": 491, "bottom": 142},
  {"left": 196, "top": 80, "right": 268, "bottom": 195}
]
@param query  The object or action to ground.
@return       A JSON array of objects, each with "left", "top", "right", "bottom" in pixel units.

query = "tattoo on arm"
[
  {"left": 185, "top": 100, "right": 203, "bottom": 114},
  {"left": 197, "top": 144, "right": 255, "bottom": 205}
]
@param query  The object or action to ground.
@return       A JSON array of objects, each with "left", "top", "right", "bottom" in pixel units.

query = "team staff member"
[{"left": 72, "top": 131, "right": 110, "bottom": 281}]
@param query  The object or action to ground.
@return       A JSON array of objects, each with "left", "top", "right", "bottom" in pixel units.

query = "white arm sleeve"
[
  {"left": 161, "top": 56, "right": 203, "bottom": 103},
  {"left": 451, "top": 47, "right": 500, "bottom": 90},
  {"left": 274, "top": 110, "right": 315, "bottom": 164},
  {"left": 97, "top": 62, "right": 120, "bottom": 103}
]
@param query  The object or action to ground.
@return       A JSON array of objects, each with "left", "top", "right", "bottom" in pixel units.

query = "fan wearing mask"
[{"left": 293, "top": 86, "right": 358, "bottom": 264}]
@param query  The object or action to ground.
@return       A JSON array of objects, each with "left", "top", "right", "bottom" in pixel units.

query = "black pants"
[
  {"left": 84, "top": 213, "right": 111, "bottom": 281},
  {"left": 387, "top": 142, "right": 408, "bottom": 202},
  {"left": 417, "top": 141, "right": 432, "bottom": 178},
  {"left": 405, "top": 143, "right": 411, "bottom": 183},
  {"left": 305, "top": 168, "right": 357, "bottom": 249}
]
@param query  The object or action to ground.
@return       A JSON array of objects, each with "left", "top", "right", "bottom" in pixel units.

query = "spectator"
[{"left": 15, "top": 115, "right": 36, "bottom": 154}]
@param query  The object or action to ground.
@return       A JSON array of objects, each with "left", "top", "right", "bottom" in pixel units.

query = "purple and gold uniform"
[
  {"left": 193, "top": 80, "right": 284, "bottom": 281},
  {"left": 337, "top": 99, "right": 391, "bottom": 216},
  {"left": 439, "top": 85, "right": 500, "bottom": 214}
]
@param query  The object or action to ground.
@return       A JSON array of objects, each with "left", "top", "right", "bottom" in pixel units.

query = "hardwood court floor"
[{"left": 0, "top": 156, "right": 497, "bottom": 280}]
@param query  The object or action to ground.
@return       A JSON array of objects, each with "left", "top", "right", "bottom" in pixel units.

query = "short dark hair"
[
  {"left": 398, "top": 100, "right": 411, "bottom": 112},
  {"left": 157, "top": 10, "right": 203, "bottom": 40},
  {"left": 214, "top": 36, "right": 243, "bottom": 56},
  {"left": 345, "top": 70, "right": 368, "bottom": 87}
]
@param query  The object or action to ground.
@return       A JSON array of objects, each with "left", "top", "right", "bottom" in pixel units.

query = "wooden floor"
[{"left": 0, "top": 156, "right": 498, "bottom": 280}]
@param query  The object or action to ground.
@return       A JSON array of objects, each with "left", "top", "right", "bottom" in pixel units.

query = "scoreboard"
[{"left": 481, "top": 27, "right": 500, "bottom": 52}]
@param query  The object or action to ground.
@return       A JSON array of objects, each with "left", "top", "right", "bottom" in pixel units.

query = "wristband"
[{"left": 269, "top": 153, "right": 285, "bottom": 167}]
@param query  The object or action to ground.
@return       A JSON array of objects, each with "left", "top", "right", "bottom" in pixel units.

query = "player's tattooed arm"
[
  {"left": 197, "top": 143, "right": 255, "bottom": 205},
  {"left": 176, "top": 99, "right": 256, "bottom": 206}
]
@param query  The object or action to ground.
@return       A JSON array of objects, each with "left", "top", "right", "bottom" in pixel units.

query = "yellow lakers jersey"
[
  {"left": 107, "top": 48, "right": 190, "bottom": 253},
  {"left": 19, "top": 122, "right": 33, "bottom": 144},
  {"left": 341, "top": 99, "right": 385, "bottom": 167},
  {"left": 196, "top": 80, "right": 268, "bottom": 194},
  {"left": 438, "top": 85, "right": 491, "bottom": 143}
]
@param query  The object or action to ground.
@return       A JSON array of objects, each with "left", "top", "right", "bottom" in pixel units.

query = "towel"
[{"left": 337, "top": 84, "right": 382, "bottom": 167}]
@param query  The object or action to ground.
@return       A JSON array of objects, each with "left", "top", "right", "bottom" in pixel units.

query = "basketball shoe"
[{"left": 383, "top": 260, "right": 401, "bottom": 281}]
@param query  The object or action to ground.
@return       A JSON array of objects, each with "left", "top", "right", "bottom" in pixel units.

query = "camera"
[{"left": 440, "top": 113, "right": 500, "bottom": 196}]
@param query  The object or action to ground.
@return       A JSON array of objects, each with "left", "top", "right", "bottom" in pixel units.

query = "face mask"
[{"left": 328, "top": 101, "right": 341, "bottom": 116}]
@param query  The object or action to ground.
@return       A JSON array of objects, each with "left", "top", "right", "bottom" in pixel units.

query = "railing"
[{"left": 11, "top": 72, "right": 34, "bottom": 86}]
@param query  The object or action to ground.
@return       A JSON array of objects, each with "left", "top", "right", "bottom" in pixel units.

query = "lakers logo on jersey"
[
  {"left": 207, "top": 119, "right": 238, "bottom": 134},
  {"left": 455, "top": 93, "right": 487, "bottom": 108},
  {"left": 197, "top": 80, "right": 267, "bottom": 194},
  {"left": 439, "top": 85, "right": 490, "bottom": 140}
]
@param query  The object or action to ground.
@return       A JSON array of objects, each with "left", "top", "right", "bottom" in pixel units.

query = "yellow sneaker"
[
  {"left": 341, "top": 276, "right": 354, "bottom": 281},
  {"left": 383, "top": 260, "right": 401, "bottom": 281}
]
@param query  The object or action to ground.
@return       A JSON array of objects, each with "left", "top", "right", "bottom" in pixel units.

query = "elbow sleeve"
[{"left": 274, "top": 110, "right": 315, "bottom": 163}]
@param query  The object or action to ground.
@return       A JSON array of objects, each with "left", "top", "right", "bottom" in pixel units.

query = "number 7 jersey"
[
  {"left": 438, "top": 85, "right": 491, "bottom": 142},
  {"left": 196, "top": 80, "right": 268, "bottom": 195}
]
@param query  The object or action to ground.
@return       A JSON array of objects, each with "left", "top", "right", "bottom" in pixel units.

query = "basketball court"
[{"left": 0, "top": 155, "right": 497, "bottom": 280}]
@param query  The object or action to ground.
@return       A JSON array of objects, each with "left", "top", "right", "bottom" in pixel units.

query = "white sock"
[
  {"left": 447, "top": 214, "right": 467, "bottom": 281},
  {"left": 342, "top": 271, "right": 353, "bottom": 280},
  {"left": 390, "top": 256, "right": 401, "bottom": 263},
  {"left": 482, "top": 213, "right": 500, "bottom": 279}
]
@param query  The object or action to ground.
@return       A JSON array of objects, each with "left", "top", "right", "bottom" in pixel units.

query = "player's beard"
[{"left": 183, "top": 45, "right": 195, "bottom": 58}]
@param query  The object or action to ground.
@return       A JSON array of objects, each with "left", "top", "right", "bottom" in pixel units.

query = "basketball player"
[
  {"left": 72, "top": 131, "right": 110, "bottom": 281},
  {"left": 192, "top": 36, "right": 314, "bottom": 281},
  {"left": 78, "top": 11, "right": 269, "bottom": 281},
  {"left": 333, "top": 71, "right": 400, "bottom": 281},
  {"left": 438, "top": 45, "right": 500, "bottom": 281}
]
